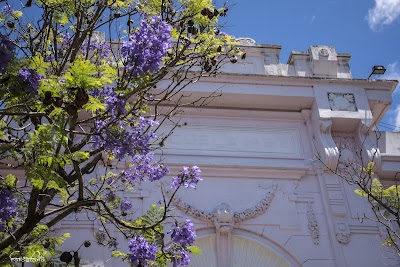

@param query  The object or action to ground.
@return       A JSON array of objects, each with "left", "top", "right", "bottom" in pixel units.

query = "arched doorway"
[{"left": 189, "top": 234, "right": 295, "bottom": 267}]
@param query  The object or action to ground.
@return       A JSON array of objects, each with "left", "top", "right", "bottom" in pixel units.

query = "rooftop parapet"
[
  {"left": 268, "top": 45, "right": 351, "bottom": 78},
  {"left": 225, "top": 38, "right": 352, "bottom": 79}
]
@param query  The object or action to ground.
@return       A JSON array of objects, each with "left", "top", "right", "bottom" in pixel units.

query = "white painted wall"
[{"left": 12, "top": 42, "right": 400, "bottom": 267}]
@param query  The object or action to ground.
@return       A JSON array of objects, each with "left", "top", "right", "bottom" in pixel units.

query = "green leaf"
[
  {"left": 38, "top": 155, "right": 53, "bottom": 167},
  {"left": 111, "top": 250, "right": 127, "bottom": 258},
  {"left": 51, "top": 233, "right": 70, "bottom": 246},
  {"left": 30, "top": 177, "right": 44, "bottom": 190},
  {"left": 71, "top": 151, "right": 90, "bottom": 162},
  {"left": 54, "top": 12, "right": 69, "bottom": 24},
  {"left": 354, "top": 189, "right": 368, "bottom": 197},
  {"left": 5, "top": 174, "right": 17, "bottom": 188},
  {"left": 84, "top": 95, "right": 106, "bottom": 113},
  {"left": 11, "top": 11, "right": 23, "bottom": 19},
  {"left": 187, "top": 246, "right": 202, "bottom": 255},
  {"left": 64, "top": 56, "right": 103, "bottom": 89},
  {"left": 29, "top": 55, "right": 50, "bottom": 75},
  {"left": 31, "top": 224, "right": 49, "bottom": 239}
]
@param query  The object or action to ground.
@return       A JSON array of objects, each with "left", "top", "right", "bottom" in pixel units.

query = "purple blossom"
[
  {"left": 45, "top": 53, "right": 55, "bottom": 61},
  {"left": 108, "top": 238, "right": 119, "bottom": 249},
  {"left": 95, "top": 230, "right": 106, "bottom": 243},
  {"left": 91, "top": 116, "right": 156, "bottom": 160},
  {"left": 90, "top": 86, "right": 126, "bottom": 115},
  {"left": 121, "top": 15, "right": 172, "bottom": 78},
  {"left": 169, "top": 218, "right": 196, "bottom": 246},
  {"left": 120, "top": 200, "right": 132, "bottom": 212},
  {"left": 147, "top": 163, "right": 169, "bottom": 182},
  {"left": 165, "top": 246, "right": 191, "bottom": 267},
  {"left": 17, "top": 67, "right": 43, "bottom": 96},
  {"left": 81, "top": 40, "right": 111, "bottom": 58},
  {"left": 171, "top": 166, "right": 202, "bottom": 189},
  {"left": 127, "top": 235, "right": 158, "bottom": 266},
  {"left": 0, "top": 5, "right": 14, "bottom": 16},
  {"left": 46, "top": 32, "right": 71, "bottom": 61},
  {"left": 0, "top": 187, "right": 18, "bottom": 231},
  {"left": 0, "top": 34, "right": 15, "bottom": 74},
  {"left": 123, "top": 153, "right": 170, "bottom": 183}
]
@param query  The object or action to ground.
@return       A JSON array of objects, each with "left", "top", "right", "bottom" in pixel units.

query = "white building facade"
[
  {"left": 157, "top": 39, "right": 400, "bottom": 267},
  {"left": 33, "top": 39, "right": 400, "bottom": 267}
]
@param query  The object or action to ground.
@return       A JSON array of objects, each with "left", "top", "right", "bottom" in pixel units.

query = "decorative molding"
[
  {"left": 335, "top": 222, "right": 351, "bottom": 244},
  {"left": 235, "top": 37, "right": 256, "bottom": 45},
  {"left": 164, "top": 125, "right": 304, "bottom": 160},
  {"left": 214, "top": 203, "right": 234, "bottom": 267},
  {"left": 171, "top": 196, "right": 215, "bottom": 222},
  {"left": 336, "top": 232, "right": 351, "bottom": 244},
  {"left": 332, "top": 133, "right": 358, "bottom": 176},
  {"left": 355, "top": 121, "right": 382, "bottom": 172},
  {"left": 328, "top": 93, "right": 357, "bottom": 111},
  {"left": 169, "top": 183, "right": 277, "bottom": 223},
  {"left": 170, "top": 185, "right": 276, "bottom": 267},
  {"left": 233, "top": 184, "right": 277, "bottom": 223},
  {"left": 306, "top": 202, "right": 320, "bottom": 245},
  {"left": 214, "top": 203, "right": 234, "bottom": 234},
  {"left": 319, "top": 48, "right": 329, "bottom": 58},
  {"left": 312, "top": 116, "right": 339, "bottom": 170}
]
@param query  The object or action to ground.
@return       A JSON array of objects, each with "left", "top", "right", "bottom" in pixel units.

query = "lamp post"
[{"left": 368, "top": 65, "right": 386, "bottom": 79}]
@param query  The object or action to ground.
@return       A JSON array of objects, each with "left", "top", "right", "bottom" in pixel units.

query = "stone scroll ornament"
[{"left": 168, "top": 183, "right": 278, "bottom": 224}]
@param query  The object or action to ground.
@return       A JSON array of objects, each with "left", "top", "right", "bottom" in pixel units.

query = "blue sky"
[
  {"left": 220, "top": 0, "right": 400, "bottom": 131},
  {"left": 3, "top": 0, "right": 400, "bottom": 130}
]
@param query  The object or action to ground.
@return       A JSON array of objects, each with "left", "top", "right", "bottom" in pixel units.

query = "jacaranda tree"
[{"left": 0, "top": 0, "right": 241, "bottom": 265}]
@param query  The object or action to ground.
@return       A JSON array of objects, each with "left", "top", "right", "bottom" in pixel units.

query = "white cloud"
[
  {"left": 382, "top": 62, "right": 400, "bottom": 93},
  {"left": 367, "top": 0, "right": 400, "bottom": 31},
  {"left": 393, "top": 105, "right": 400, "bottom": 129}
]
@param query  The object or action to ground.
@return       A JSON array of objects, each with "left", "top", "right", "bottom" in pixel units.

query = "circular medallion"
[{"left": 319, "top": 48, "right": 329, "bottom": 57}]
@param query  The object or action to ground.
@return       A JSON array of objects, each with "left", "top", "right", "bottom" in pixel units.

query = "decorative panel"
[{"left": 164, "top": 126, "right": 303, "bottom": 159}]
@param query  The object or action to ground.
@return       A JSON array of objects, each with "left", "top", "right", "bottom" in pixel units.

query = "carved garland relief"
[
  {"left": 169, "top": 184, "right": 277, "bottom": 267},
  {"left": 306, "top": 202, "right": 320, "bottom": 245},
  {"left": 169, "top": 183, "right": 277, "bottom": 224}
]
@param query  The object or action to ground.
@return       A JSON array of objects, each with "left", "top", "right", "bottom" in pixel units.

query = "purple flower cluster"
[
  {"left": 123, "top": 153, "right": 169, "bottom": 183},
  {"left": 108, "top": 238, "right": 119, "bottom": 249},
  {"left": 0, "top": 5, "right": 14, "bottom": 16},
  {"left": 127, "top": 235, "right": 158, "bottom": 266},
  {"left": 92, "top": 116, "right": 155, "bottom": 160},
  {"left": 46, "top": 32, "right": 72, "bottom": 61},
  {"left": 0, "top": 187, "right": 18, "bottom": 231},
  {"left": 0, "top": 34, "right": 15, "bottom": 74},
  {"left": 165, "top": 246, "right": 191, "bottom": 267},
  {"left": 169, "top": 218, "right": 196, "bottom": 246},
  {"left": 90, "top": 86, "right": 126, "bottom": 115},
  {"left": 120, "top": 199, "right": 132, "bottom": 212},
  {"left": 171, "top": 166, "right": 202, "bottom": 189},
  {"left": 18, "top": 67, "right": 43, "bottom": 96},
  {"left": 81, "top": 40, "right": 111, "bottom": 58},
  {"left": 121, "top": 15, "right": 172, "bottom": 78}
]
